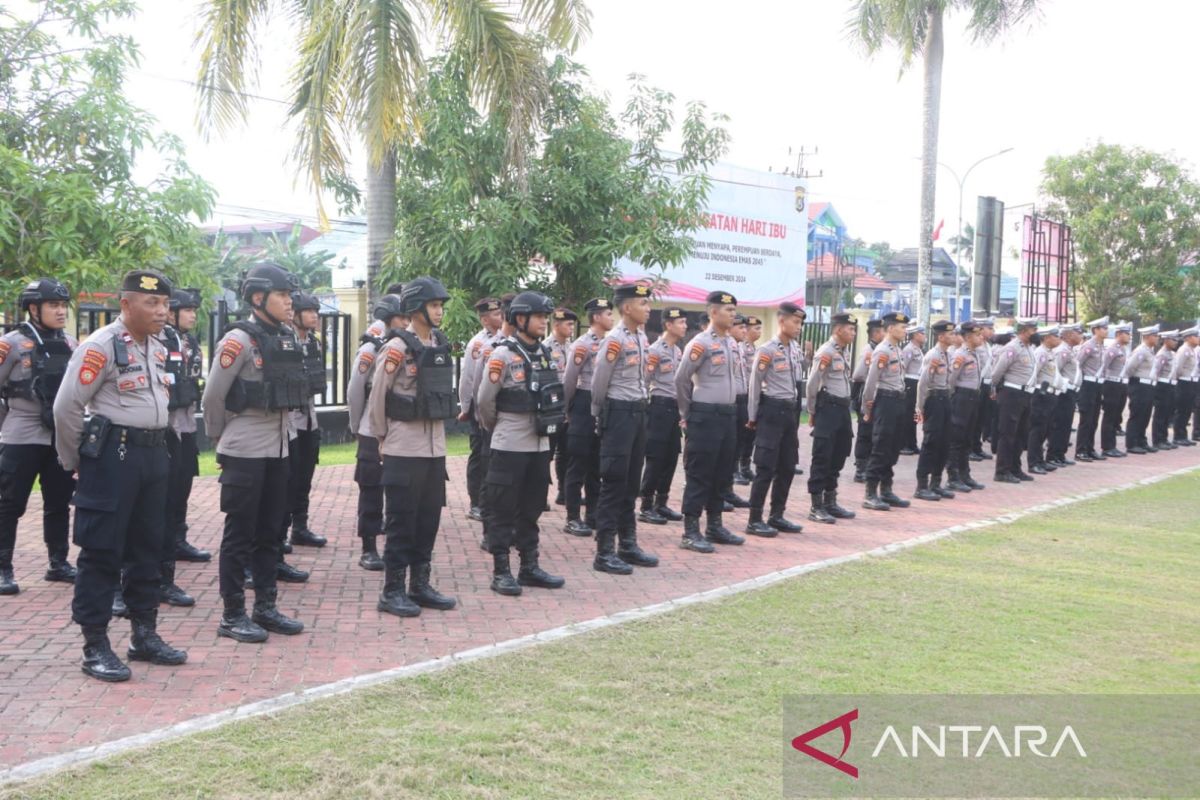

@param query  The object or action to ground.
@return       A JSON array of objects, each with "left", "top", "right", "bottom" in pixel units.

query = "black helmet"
[
  {"left": 291, "top": 292, "right": 321, "bottom": 313},
  {"left": 507, "top": 291, "right": 555, "bottom": 324},
  {"left": 372, "top": 294, "right": 406, "bottom": 322},
  {"left": 399, "top": 277, "right": 451, "bottom": 315},
  {"left": 169, "top": 288, "right": 201, "bottom": 311},
  {"left": 240, "top": 262, "right": 297, "bottom": 303},
  {"left": 19, "top": 278, "right": 70, "bottom": 310}
]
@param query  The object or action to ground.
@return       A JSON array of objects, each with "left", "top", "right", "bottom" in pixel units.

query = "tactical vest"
[
  {"left": 1, "top": 325, "right": 72, "bottom": 430},
  {"left": 385, "top": 329, "right": 458, "bottom": 421},
  {"left": 225, "top": 320, "right": 307, "bottom": 412},
  {"left": 301, "top": 334, "right": 325, "bottom": 397},
  {"left": 494, "top": 339, "right": 567, "bottom": 435},
  {"left": 163, "top": 326, "right": 202, "bottom": 410}
]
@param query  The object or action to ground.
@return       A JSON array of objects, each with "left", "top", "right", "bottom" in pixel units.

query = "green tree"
[
  {"left": 1041, "top": 143, "right": 1200, "bottom": 321},
  {"left": 263, "top": 223, "right": 342, "bottom": 292},
  {"left": 846, "top": 0, "right": 1039, "bottom": 326},
  {"left": 946, "top": 221, "right": 974, "bottom": 262},
  {"left": 195, "top": 0, "right": 591, "bottom": 305},
  {"left": 0, "top": 0, "right": 216, "bottom": 314}
]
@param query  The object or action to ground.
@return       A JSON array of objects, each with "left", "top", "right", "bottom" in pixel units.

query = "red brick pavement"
[{"left": 0, "top": 441, "right": 1196, "bottom": 771}]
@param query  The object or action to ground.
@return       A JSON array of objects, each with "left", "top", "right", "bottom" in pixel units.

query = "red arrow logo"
[{"left": 791, "top": 708, "right": 859, "bottom": 779}]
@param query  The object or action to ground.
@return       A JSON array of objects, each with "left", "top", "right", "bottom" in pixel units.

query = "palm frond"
[
  {"left": 958, "top": 0, "right": 1042, "bottom": 43},
  {"left": 194, "top": 0, "right": 273, "bottom": 136},
  {"left": 519, "top": 0, "right": 592, "bottom": 52},
  {"left": 844, "top": 0, "right": 938, "bottom": 71}
]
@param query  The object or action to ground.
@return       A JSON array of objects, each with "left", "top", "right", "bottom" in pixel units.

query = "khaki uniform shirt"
[
  {"left": 1054, "top": 342, "right": 1080, "bottom": 391},
  {"left": 459, "top": 328, "right": 499, "bottom": 418},
  {"left": 1032, "top": 344, "right": 1061, "bottom": 391},
  {"left": 1153, "top": 346, "right": 1175, "bottom": 384},
  {"left": 991, "top": 339, "right": 1036, "bottom": 388},
  {"left": 673, "top": 327, "right": 737, "bottom": 418},
  {"left": 287, "top": 327, "right": 320, "bottom": 437},
  {"left": 1077, "top": 338, "right": 1105, "bottom": 381},
  {"left": 589, "top": 321, "right": 648, "bottom": 418},
  {"left": 547, "top": 335, "right": 571, "bottom": 383},
  {"left": 1102, "top": 341, "right": 1128, "bottom": 382},
  {"left": 915, "top": 344, "right": 950, "bottom": 409},
  {"left": 563, "top": 330, "right": 603, "bottom": 408},
  {"left": 476, "top": 340, "right": 549, "bottom": 452},
  {"left": 347, "top": 339, "right": 378, "bottom": 436},
  {"left": 1170, "top": 342, "right": 1196, "bottom": 382},
  {"left": 901, "top": 341, "right": 924, "bottom": 380},
  {"left": 0, "top": 325, "right": 77, "bottom": 446},
  {"left": 645, "top": 338, "right": 681, "bottom": 400},
  {"left": 165, "top": 327, "right": 200, "bottom": 435},
  {"left": 1120, "top": 343, "right": 1154, "bottom": 382},
  {"left": 201, "top": 325, "right": 291, "bottom": 460},
  {"left": 949, "top": 345, "right": 981, "bottom": 391},
  {"left": 805, "top": 339, "right": 852, "bottom": 409},
  {"left": 747, "top": 337, "right": 801, "bottom": 419},
  {"left": 862, "top": 339, "right": 905, "bottom": 406},
  {"left": 366, "top": 329, "right": 447, "bottom": 458},
  {"left": 851, "top": 342, "right": 875, "bottom": 384}
]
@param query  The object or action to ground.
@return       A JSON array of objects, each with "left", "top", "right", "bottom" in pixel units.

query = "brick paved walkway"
[{"left": 0, "top": 439, "right": 1196, "bottom": 772}]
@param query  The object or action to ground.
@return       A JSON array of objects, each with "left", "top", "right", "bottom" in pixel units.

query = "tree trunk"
[
  {"left": 365, "top": 152, "right": 397, "bottom": 305},
  {"left": 916, "top": 5, "right": 944, "bottom": 327}
]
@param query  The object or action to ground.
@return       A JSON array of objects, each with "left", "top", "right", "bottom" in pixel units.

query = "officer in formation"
[
  {"left": 1026, "top": 325, "right": 1065, "bottom": 475},
  {"left": 945, "top": 320, "right": 987, "bottom": 493},
  {"left": 1046, "top": 323, "right": 1083, "bottom": 467},
  {"left": 638, "top": 307, "right": 687, "bottom": 526},
  {"left": 673, "top": 291, "right": 746, "bottom": 552},
  {"left": 912, "top": 319, "right": 956, "bottom": 501},
  {"left": 851, "top": 319, "right": 884, "bottom": 482},
  {"left": 54, "top": 270, "right": 186, "bottom": 682},
  {"left": 861, "top": 312, "right": 912, "bottom": 511},
  {"left": 588, "top": 284, "right": 658, "bottom": 573},
  {"left": 1151, "top": 330, "right": 1179, "bottom": 450},
  {"left": 547, "top": 307, "right": 577, "bottom": 505},
  {"left": 968, "top": 318, "right": 997, "bottom": 462},
  {"left": 365, "top": 277, "right": 458, "bottom": 617},
  {"left": 459, "top": 297, "right": 502, "bottom": 521},
  {"left": 202, "top": 262, "right": 306, "bottom": 644},
  {"left": 1171, "top": 327, "right": 1199, "bottom": 446},
  {"left": 0, "top": 279, "right": 78, "bottom": 595},
  {"left": 561, "top": 298, "right": 611, "bottom": 537},
  {"left": 744, "top": 302, "right": 807, "bottom": 535},
  {"left": 347, "top": 293, "right": 407, "bottom": 571},
  {"left": 990, "top": 318, "right": 1039, "bottom": 483},
  {"left": 900, "top": 323, "right": 926, "bottom": 455},
  {"left": 1074, "top": 316, "right": 1110, "bottom": 462},
  {"left": 1099, "top": 321, "right": 1133, "bottom": 458},
  {"left": 283, "top": 292, "right": 329, "bottom": 551},
  {"left": 476, "top": 292, "right": 566, "bottom": 595},
  {"left": 735, "top": 315, "right": 763, "bottom": 484},
  {"left": 1120, "top": 324, "right": 1161, "bottom": 454},
  {"left": 721, "top": 315, "right": 751, "bottom": 510},
  {"left": 804, "top": 313, "right": 857, "bottom": 524}
]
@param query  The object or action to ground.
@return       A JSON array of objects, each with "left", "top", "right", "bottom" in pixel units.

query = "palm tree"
[
  {"left": 947, "top": 221, "right": 974, "bottom": 263},
  {"left": 195, "top": 0, "right": 591, "bottom": 302},
  {"left": 846, "top": 0, "right": 1038, "bottom": 326}
]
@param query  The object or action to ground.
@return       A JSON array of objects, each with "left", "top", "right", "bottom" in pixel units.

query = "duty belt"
[
  {"left": 650, "top": 395, "right": 678, "bottom": 407},
  {"left": 928, "top": 389, "right": 950, "bottom": 398},
  {"left": 1178, "top": 376, "right": 1195, "bottom": 382},
  {"left": 953, "top": 387, "right": 980, "bottom": 396},
  {"left": 114, "top": 425, "right": 167, "bottom": 447},
  {"left": 761, "top": 396, "right": 798, "bottom": 411},
  {"left": 1105, "top": 377, "right": 1128, "bottom": 384},
  {"left": 690, "top": 401, "right": 736, "bottom": 415},
  {"left": 606, "top": 398, "right": 648, "bottom": 411},
  {"left": 1003, "top": 382, "right": 1035, "bottom": 393},
  {"left": 816, "top": 390, "right": 850, "bottom": 408},
  {"left": 1082, "top": 375, "right": 1101, "bottom": 383},
  {"left": 1128, "top": 377, "right": 1147, "bottom": 384},
  {"left": 875, "top": 388, "right": 903, "bottom": 398}
]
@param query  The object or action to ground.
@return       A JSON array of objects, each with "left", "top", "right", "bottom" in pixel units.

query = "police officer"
[
  {"left": 861, "top": 311, "right": 912, "bottom": 511},
  {"left": 738, "top": 315, "right": 764, "bottom": 483},
  {"left": 1170, "top": 327, "right": 1199, "bottom": 446},
  {"left": 1152, "top": 331, "right": 1180, "bottom": 449},
  {"left": 1026, "top": 326, "right": 1064, "bottom": 474},
  {"left": 674, "top": 291, "right": 746, "bottom": 552},
  {"left": 852, "top": 319, "right": 884, "bottom": 482},
  {"left": 744, "top": 302, "right": 806, "bottom": 536},
  {"left": 1100, "top": 322, "right": 1132, "bottom": 458},
  {"left": 1074, "top": 317, "right": 1110, "bottom": 461},
  {"left": 346, "top": 294, "right": 407, "bottom": 571},
  {"left": 459, "top": 297, "right": 503, "bottom": 520},
  {"left": 476, "top": 291, "right": 566, "bottom": 596},
  {"left": 547, "top": 307, "right": 577, "bottom": 505},
  {"left": 804, "top": 313, "right": 856, "bottom": 524},
  {"left": 946, "top": 321, "right": 986, "bottom": 493},
  {"left": 202, "top": 262, "right": 306, "bottom": 644},
  {"left": 969, "top": 318, "right": 996, "bottom": 461},
  {"left": 0, "top": 279, "right": 77, "bottom": 595},
  {"left": 639, "top": 307, "right": 687, "bottom": 525},
  {"left": 158, "top": 287, "right": 205, "bottom": 609},
  {"left": 366, "top": 277, "right": 458, "bottom": 617},
  {"left": 913, "top": 319, "right": 956, "bottom": 501},
  {"left": 729, "top": 314, "right": 753, "bottom": 488},
  {"left": 991, "top": 318, "right": 1039, "bottom": 483},
  {"left": 1045, "top": 323, "right": 1081, "bottom": 467},
  {"left": 561, "top": 298, "right": 612, "bottom": 536},
  {"left": 282, "top": 292, "right": 328, "bottom": 550},
  {"left": 1121, "top": 324, "right": 1160, "bottom": 454},
  {"left": 589, "top": 283, "right": 658, "bottom": 573},
  {"left": 54, "top": 270, "right": 186, "bottom": 682},
  {"left": 899, "top": 324, "right": 925, "bottom": 455}
]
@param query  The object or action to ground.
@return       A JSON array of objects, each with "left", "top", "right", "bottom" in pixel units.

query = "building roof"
[
  {"left": 876, "top": 247, "right": 960, "bottom": 287},
  {"left": 808, "top": 253, "right": 895, "bottom": 291}
]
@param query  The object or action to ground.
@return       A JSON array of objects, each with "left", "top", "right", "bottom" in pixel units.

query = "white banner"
[{"left": 617, "top": 162, "right": 808, "bottom": 306}]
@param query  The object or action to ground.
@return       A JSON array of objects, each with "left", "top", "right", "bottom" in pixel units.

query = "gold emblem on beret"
[
  {"left": 721, "top": 294, "right": 733, "bottom": 304},
  {"left": 139, "top": 275, "right": 159, "bottom": 291},
  {"left": 635, "top": 285, "right": 649, "bottom": 296}
]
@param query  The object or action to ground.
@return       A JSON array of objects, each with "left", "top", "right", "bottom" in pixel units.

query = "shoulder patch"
[
  {"left": 219, "top": 338, "right": 244, "bottom": 369},
  {"left": 358, "top": 352, "right": 375, "bottom": 374},
  {"left": 757, "top": 352, "right": 770, "bottom": 372},
  {"left": 79, "top": 348, "right": 107, "bottom": 385},
  {"left": 819, "top": 354, "right": 832, "bottom": 370},
  {"left": 487, "top": 356, "right": 504, "bottom": 383},
  {"left": 471, "top": 341, "right": 482, "bottom": 359},
  {"left": 605, "top": 340, "right": 620, "bottom": 362},
  {"left": 383, "top": 347, "right": 403, "bottom": 374},
  {"left": 0, "top": 340, "right": 9, "bottom": 365},
  {"left": 646, "top": 353, "right": 660, "bottom": 373},
  {"left": 876, "top": 353, "right": 889, "bottom": 369},
  {"left": 689, "top": 342, "right": 704, "bottom": 362}
]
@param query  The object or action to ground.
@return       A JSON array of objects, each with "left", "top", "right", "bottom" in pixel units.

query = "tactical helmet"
[
  {"left": 240, "top": 262, "right": 298, "bottom": 303},
  {"left": 169, "top": 288, "right": 202, "bottom": 311},
  {"left": 372, "top": 294, "right": 406, "bottom": 322},
  {"left": 506, "top": 291, "right": 555, "bottom": 324},
  {"left": 399, "top": 277, "right": 451, "bottom": 316},
  {"left": 291, "top": 292, "right": 321, "bottom": 313},
  {"left": 19, "top": 278, "right": 70, "bottom": 310}
]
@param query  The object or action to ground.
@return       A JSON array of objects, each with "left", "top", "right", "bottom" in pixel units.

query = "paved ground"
[{"left": 0, "top": 435, "right": 1196, "bottom": 772}]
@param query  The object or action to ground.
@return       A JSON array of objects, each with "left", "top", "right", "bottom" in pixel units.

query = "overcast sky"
[{"left": 112, "top": 0, "right": 1200, "bottom": 251}]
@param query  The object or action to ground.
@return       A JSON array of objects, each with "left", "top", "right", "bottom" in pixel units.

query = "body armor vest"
[
  {"left": 494, "top": 339, "right": 567, "bottom": 435},
  {"left": 226, "top": 320, "right": 307, "bottom": 412},
  {"left": 1, "top": 324, "right": 72, "bottom": 430},
  {"left": 301, "top": 335, "right": 325, "bottom": 397},
  {"left": 385, "top": 329, "right": 458, "bottom": 421},
  {"left": 163, "top": 326, "right": 203, "bottom": 410}
]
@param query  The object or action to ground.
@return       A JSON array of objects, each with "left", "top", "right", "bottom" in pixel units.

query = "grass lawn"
[
  {"left": 8, "top": 473, "right": 1198, "bottom": 799},
  {"left": 197, "top": 432, "right": 471, "bottom": 476}
]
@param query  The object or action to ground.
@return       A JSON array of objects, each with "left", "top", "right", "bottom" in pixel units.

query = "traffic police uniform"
[
  {"left": 804, "top": 315, "right": 856, "bottom": 524},
  {"left": 969, "top": 318, "right": 996, "bottom": 460},
  {"left": 990, "top": 319, "right": 1038, "bottom": 482},
  {"left": 562, "top": 299, "right": 608, "bottom": 535},
  {"left": 900, "top": 325, "right": 925, "bottom": 454},
  {"left": 1120, "top": 325, "right": 1160, "bottom": 453},
  {"left": 852, "top": 319, "right": 884, "bottom": 481},
  {"left": 1026, "top": 327, "right": 1064, "bottom": 474},
  {"left": 53, "top": 270, "right": 186, "bottom": 682},
  {"left": 1100, "top": 322, "right": 1132, "bottom": 457},
  {"left": 547, "top": 308, "right": 577, "bottom": 504},
  {"left": 202, "top": 263, "right": 306, "bottom": 644},
  {"left": 1151, "top": 331, "right": 1179, "bottom": 449},
  {"left": 913, "top": 320, "right": 955, "bottom": 500},
  {"left": 1046, "top": 324, "right": 1081, "bottom": 466},
  {"left": 1074, "top": 317, "right": 1109, "bottom": 461},
  {"left": 283, "top": 292, "right": 328, "bottom": 550},
  {"left": 736, "top": 317, "right": 762, "bottom": 482},
  {"left": 674, "top": 291, "right": 746, "bottom": 552},
  {"left": 0, "top": 279, "right": 77, "bottom": 595},
  {"left": 638, "top": 307, "right": 686, "bottom": 525},
  {"left": 460, "top": 298, "right": 502, "bottom": 519},
  {"left": 861, "top": 312, "right": 912, "bottom": 510},
  {"left": 945, "top": 321, "right": 986, "bottom": 493},
  {"left": 727, "top": 315, "right": 752, "bottom": 497},
  {"left": 1170, "top": 327, "right": 1199, "bottom": 445}
]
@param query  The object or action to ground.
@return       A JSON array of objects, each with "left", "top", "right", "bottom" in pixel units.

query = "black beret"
[
  {"left": 706, "top": 290, "right": 737, "bottom": 306},
  {"left": 613, "top": 283, "right": 652, "bottom": 301},
  {"left": 585, "top": 297, "right": 611, "bottom": 312},
  {"left": 474, "top": 297, "right": 501, "bottom": 313},
  {"left": 733, "top": 314, "right": 748, "bottom": 325},
  {"left": 121, "top": 270, "right": 172, "bottom": 296},
  {"left": 745, "top": 315, "right": 763, "bottom": 326},
  {"left": 882, "top": 311, "right": 909, "bottom": 326},
  {"left": 552, "top": 307, "right": 578, "bottom": 322},
  {"left": 831, "top": 313, "right": 853, "bottom": 325},
  {"left": 662, "top": 307, "right": 686, "bottom": 321},
  {"left": 867, "top": 318, "right": 884, "bottom": 331},
  {"left": 931, "top": 319, "right": 955, "bottom": 334},
  {"left": 778, "top": 302, "right": 806, "bottom": 319},
  {"left": 958, "top": 321, "right": 981, "bottom": 335}
]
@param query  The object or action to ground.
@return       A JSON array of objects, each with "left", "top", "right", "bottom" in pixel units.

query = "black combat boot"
[
  {"left": 740, "top": 459, "right": 755, "bottom": 481},
  {"left": 378, "top": 566, "right": 421, "bottom": 616},
  {"left": 931, "top": 476, "right": 955, "bottom": 499},
  {"left": 0, "top": 550, "right": 19, "bottom": 595},
  {"left": 808, "top": 493, "right": 836, "bottom": 525},
  {"left": 127, "top": 608, "right": 187, "bottom": 665},
  {"left": 594, "top": 531, "right": 634, "bottom": 575},
  {"left": 359, "top": 535, "right": 384, "bottom": 571},
  {"left": 275, "top": 558, "right": 310, "bottom": 583},
  {"left": 913, "top": 475, "right": 940, "bottom": 501},
  {"left": 490, "top": 553, "right": 522, "bottom": 596},
  {"left": 722, "top": 490, "right": 751, "bottom": 509},
  {"left": 289, "top": 515, "right": 327, "bottom": 548},
  {"left": 638, "top": 496, "right": 668, "bottom": 525},
  {"left": 679, "top": 515, "right": 715, "bottom": 553},
  {"left": 252, "top": 588, "right": 305, "bottom": 634},
  {"left": 518, "top": 550, "right": 566, "bottom": 588},
  {"left": 617, "top": 530, "right": 659, "bottom": 567},
  {"left": 733, "top": 461, "right": 751, "bottom": 485},
  {"left": 112, "top": 589, "right": 129, "bottom": 618},
  {"left": 44, "top": 546, "right": 76, "bottom": 583},
  {"left": 945, "top": 468, "right": 972, "bottom": 493},
  {"left": 158, "top": 560, "right": 194, "bottom": 607},
  {"left": 706, "top": 513, "right": 745, "bottom": 546},
  {"left": 175, "top": 538, "right": 212, "bottom": 563},
  {"left": 880, "top": 482, "right": 910, "bottom": 508},
  {"left": 408, "top": 562, "right": 457, "bottom": 610},
  {"left": 563, "top": 518, "right": 593, "bottom": 537},
  {"left": 767, "top": 511, "right": 803, "bottom": 533},
  {"left": 824, "top": 491, "right": 856, "bottom": 519},
  {"left": 217, "top": 593, "right": 268, "bottom": 643},
  {"left": 654, "top": 493, "right": 683, "bottom": 521},
  {"left": 963, "top": 471, "right": 985, "bottom": 490},
  {"left": 80, "top": 625, "right": 131, "bottom": 682},
  {"left": 853, "top": 460, "right": 867, "bottom": 483},
  {"left": 863, "top": 480, "right": 890, "bottom": 511},
  {"left": 745, "top": 508, "right": 778, "bottom": 537}
]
